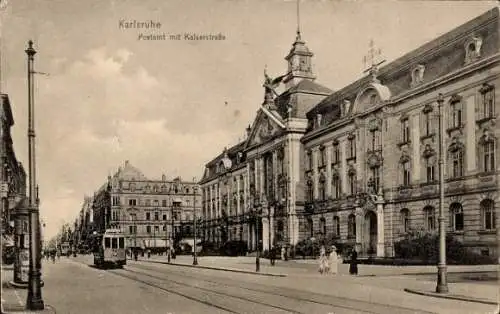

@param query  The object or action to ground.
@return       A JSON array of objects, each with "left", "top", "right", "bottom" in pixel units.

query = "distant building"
[{"left": 91, "top": 161, "right": 201, "bottom": 251}]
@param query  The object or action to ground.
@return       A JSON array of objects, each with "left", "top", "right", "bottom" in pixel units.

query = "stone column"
[
  {"left": 411, "top": 114, "right": 421, "bottom": 182},
  {"left": 355, "top": 207, "right": 364, "bottom": 254},
  {"left": 312, "top": 148, "right": 319, "bottom": 199},
  {"left": 376, "top": 200, "right": 385, "bottom": 257},
  {"left": 325, "top": 143, "right": 333, "bottom": 197},
  {"left": 465, "top": 95, "right": 476, "bottom": 172},
  {"left": 340, "top": 139, "right": 348, "bottom": 195}
]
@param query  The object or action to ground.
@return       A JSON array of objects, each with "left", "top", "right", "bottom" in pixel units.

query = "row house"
[
  {"left": 92, "top": 160, "right": 201, "bottom": 250},
  {"left": 302, "top": 8, "right": 499, "bottom": 257}
]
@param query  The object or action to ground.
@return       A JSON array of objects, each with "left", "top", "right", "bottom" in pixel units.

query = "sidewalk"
[
  {"left": 1, "top": 264, "right": 56, "bottom": 313},
  {"left": 136, "top": 254, "right": 499, "bottom": 306}
]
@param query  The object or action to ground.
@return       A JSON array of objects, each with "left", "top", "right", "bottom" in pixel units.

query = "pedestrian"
[
  {"left": 147, "top": 249, "right": 151, "bottom": 259},
  {"left": 134, "top": 249, "right": 138, "bottom": 261},
  {"left": 318, "top": 245, "right": 327, "bottom": 274},
  {"left": 270, "top": 246, "right": 276, "bottom": 266},
  {"left": 349, "top": 248, "right": 358, "bottom": 275},
  {"left": 328, "top": 245, "right": 338, "bottom": 275}
]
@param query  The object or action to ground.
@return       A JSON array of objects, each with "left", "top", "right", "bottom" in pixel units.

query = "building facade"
[
  {"left": 200, "top": 30, "right": 332, "bottom": 252},
  {"left": 1, "top": 94, "right": 28, "bottom": 265},
  {"left": 200, "top": 8, "right": 500, "bottom": 258},
  {"left": 91, "top": 161, "right": 201, "bottom": 251},
  {"left": 302, "top": 8, "right": 499, "bottom": 258}
]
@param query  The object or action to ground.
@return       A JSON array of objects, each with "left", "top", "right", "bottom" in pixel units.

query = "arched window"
[
  {"left": 333, "top": 216, "right": 340, "bottom": 237},
  {"left": 450, "top": 203, "right": 464, "bottom": 231},
  {"left": 347, "top": 214, "right": 356, "bottom": 238},
  {"left": 424, "top": 206, "right": 436, "bottom": 231},
  {"left": 481, "top": 199, "right": 496, "bottom": 230},
  {"left": 348, "top": 169, "right": 356, "bottom": 196},
  {"left": 307, "top": 218, "right": 313, "bottom": 238},
  {"left": 400, "top": 208, "right": 410, "bottom": 233},
  {"left": 319, "top": 217, "right": 326, "bottom": 236}
]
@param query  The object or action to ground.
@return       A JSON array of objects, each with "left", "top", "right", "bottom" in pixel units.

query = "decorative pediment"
[
  {"left": 399, "top": 152, "right": 410, "bottom": 164},
  {"left": 449, "top": 94, "right": 462, "bottom": 104},
  {"left": 479, "top": 83, "right": 494, "bottom": 94},
  {"left": 464, "top": 36, "right": 482, "bottom": 65},
  {"left": 422, "top": 144, "right": 436, "bottom": 158},
  {"left": 347, "top": 166, "right": 356, "bottom": 176},
  {"left": 367, "top": 117, "right": 382, "bottom": 132},
  {"left": 422, "top": 103, "right": 433, "bottom": 114},
  {"left": 479, "top": 128, "right": 496, "bottom": 144},
  {"left": 367, "top": 153, "right": 382, "bottom": 169},
  {"left": 245, "top": 110, "right": 285, "bottom": 147},
  {"left": 353, "top": 82, "right": 392, "bottom": 114}
]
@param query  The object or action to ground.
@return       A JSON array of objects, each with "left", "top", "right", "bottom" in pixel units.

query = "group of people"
[{"left": 318, "top": 245, "right": 358, "bottom": 275}]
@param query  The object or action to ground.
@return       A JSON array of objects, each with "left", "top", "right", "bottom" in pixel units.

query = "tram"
[{"left": 92, "top": 229, "right": 127, "bottom": 269}]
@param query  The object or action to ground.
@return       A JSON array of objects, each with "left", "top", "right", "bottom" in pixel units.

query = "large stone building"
[
  {"left": 200, "top": 29, "right": 332, "bottom": 252},
  {"left": 90, "top": 161, "right": 201, "bottom": 251},
  {"left": 200, "top": 8, "right": 500, "bottom": 258}
]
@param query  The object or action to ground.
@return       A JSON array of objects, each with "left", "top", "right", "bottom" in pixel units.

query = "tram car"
[{"left": 92, "top": 229, "right": 127, "bottom": 268}]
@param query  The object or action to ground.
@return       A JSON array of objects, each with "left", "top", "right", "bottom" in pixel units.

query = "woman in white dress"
[{"left": 329, "top": 245, "right": 339, "bottom": 275}]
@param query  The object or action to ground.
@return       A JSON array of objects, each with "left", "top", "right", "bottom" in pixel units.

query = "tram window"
[
  {"left": 104, "top": 238, "right": 111, "bottom": 248},
  {"left": 119, "top": 238, "right": 125, "bottom": 249},
  {"left": 112, "top": 238, "right": 118, "bottom": 249}
]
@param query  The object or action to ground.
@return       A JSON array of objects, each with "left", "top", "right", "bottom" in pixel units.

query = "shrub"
[
  {"left": 394, "top": 230, "right": 497, "bottom": 265},
  {"left": 220, "top": 240, "right": 248, "bottom": 256}
]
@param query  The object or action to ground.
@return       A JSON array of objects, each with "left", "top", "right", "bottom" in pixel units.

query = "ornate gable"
[{"left": 246, "top": 109, "right": 285, "bottom": 147}]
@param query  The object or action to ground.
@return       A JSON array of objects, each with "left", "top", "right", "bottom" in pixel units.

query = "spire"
[
  {"left": 296, "top": 0, "right": 301, "bottom": 41},
  {"left": 363, "top": 39, "right": 386, "bottom": 83}
]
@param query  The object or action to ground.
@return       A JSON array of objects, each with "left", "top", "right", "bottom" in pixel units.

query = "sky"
[{"left": 0, "top": 0, "right": 497, "bottom": 240}]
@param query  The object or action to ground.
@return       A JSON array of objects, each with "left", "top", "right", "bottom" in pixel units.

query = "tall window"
[
  {"left": 348, "top": 172, "right": 356, "bottom": 196},
  {"left": 450, "top": 99, "right": 463, "bottom": 128},
  {"left": 146, "top": 225, "right": 151, "bottom": 234},
  {"left": 307, "top": 181, "right": 313, "bottom": 202},
  {"left": 319, "top": 147, "right": 326, "bottom": 167},
  {"left": 332, "top": 174, "right": 341, "bottom": 199},
  {"left": 162, "top": 199, "right": 167, "bottom": 207},
  {"left": 424, "top": 206, "right": 436, "bottom": 231},
  {"left": 319, "top": 217, "right": 326, "bottom": 236},
  {"left": 401, "top": 118, "right": 410, "bottom": 143},
  {"left": 318, "top": 177, "right": 326, "bottom": 200},
  {"left": 402, "top": 161, "right": 411, "bottom": 186},
  {"left": 307, "top": 151, "right": 313, "bottom": 171},
  {"left": 128, "top": 199, "right": 137, "bottom": 206},
  {"left": 450, "top": 203, "right": 464, "bottom": 231},
  {"left": 154, "top": 212, "right": 159, "bottom": 220},
  {"left": 425, "top": 157, "right": 436, "bottom": 183},
  {"left": 422, "top": 107, "right": 433, "bottom": 136},
  {"left": 479, "top": 85, "right": 495, "bottom": 120},
  {"left": 154, "top": 225, "right": 159, "bottom": 233},
  {"left": 348, "top": 214, "right": 356, "bottom": 238},
  {"left": 482, "top": 140, "right": 495, "bottom": 172},
  {"left": 347, "top": 135, "right": 356, "bottom": 159},
  {"left": 146, "top": 212, "right": 151, "bottom": 220},
  {"left": 332, "top": 142, "right": 340, "bottom": 164},
  {"left": 333, "top": 216, "right": 340, "bottom": 237},
  {"left": 450, "top": 149, "right": 464, "bottom": 178},
  {"left": 400, "top": 209, "right": 410, "bottom": 233},
  {"left": 481, "top": 199, "right": 496, "bottom": 230},
  {"left": 307, "top": 218, "right": 313, "bottom": 238}
]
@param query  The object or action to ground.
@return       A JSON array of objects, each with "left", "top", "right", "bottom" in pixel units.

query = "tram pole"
[
  {"left": 192, "top": 178, "right": 198, "bottom": 266},
  {"left": 25, "top": 40, "right": 44, "bottom": 310}
]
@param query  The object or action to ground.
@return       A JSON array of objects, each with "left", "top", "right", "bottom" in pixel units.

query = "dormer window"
[
  {"left": 410, "top": 64, "right": 425, "bottom": 87},
  {"left": 464, "top": 37, "right": 482, "bottom": 65}
]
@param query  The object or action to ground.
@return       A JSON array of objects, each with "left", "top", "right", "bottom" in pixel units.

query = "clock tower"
[{"left": 283, "top": 30, "right": 316, "bottom": 89}]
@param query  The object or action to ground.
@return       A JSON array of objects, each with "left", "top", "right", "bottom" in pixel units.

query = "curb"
[
  {"left": 6, "top": 280, "right": 44, "bottom": 289},
  {"left": 135, "top": 259, "right": 287, "bottom": 277},
  {"left": 404, "top": 288, "right": 499, "bottom": 305}
]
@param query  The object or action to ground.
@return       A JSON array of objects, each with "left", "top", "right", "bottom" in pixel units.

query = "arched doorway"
[{"left": 364, "top": 211, "right": 377, "bottom": 255}]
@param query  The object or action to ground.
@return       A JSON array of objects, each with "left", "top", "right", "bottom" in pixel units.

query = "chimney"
[
  {"left": 316, "top": 114, "right": 322, "bottom": 127},
  {"left": 162, "top": 174, "right": 166, "bottom": 181},
  {"left": 341, "top": 100, "right": 351, "bottom": 116},
  {"left": 124, "top": 160, "right": 129, "bottom": 166},
  {"left": 246, "top": 124, "right": 251, "bottom": 138}
]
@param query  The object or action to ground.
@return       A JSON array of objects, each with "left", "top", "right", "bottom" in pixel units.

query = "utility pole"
[
  {"left": 436, "top": 93, "right": 448, "bottom": 293},
  {"left": 192, "top": 178, "right": 198, "bottom": 265},
  {"left": 25, "top": 40, "right": 44, "bottom": 310}
]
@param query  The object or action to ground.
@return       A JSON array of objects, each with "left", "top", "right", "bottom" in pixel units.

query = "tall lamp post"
[
  {"left": 436, "top": 93, "right": 448, "bottom": 293},
  {"left": 25, "top": 40, "right": 44, "bottom": 310},
  {"left": 192, "top": 178, "right": 198, "bottom": 265}
]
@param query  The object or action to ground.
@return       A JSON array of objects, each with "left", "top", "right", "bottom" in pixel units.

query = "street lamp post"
[
  {"left": 436, "top": 93, "right": 448, "bottom": 294},
  {"left": 25, "top": 40, "right": 44, "bottom": 310},
  {"left": 192, "top": 178, "right": 198, "bottom": 266}
]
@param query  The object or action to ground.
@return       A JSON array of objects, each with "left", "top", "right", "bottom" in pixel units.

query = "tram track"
[{"left": 128, "top": 261, "right": 436, "bottom": 314}]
